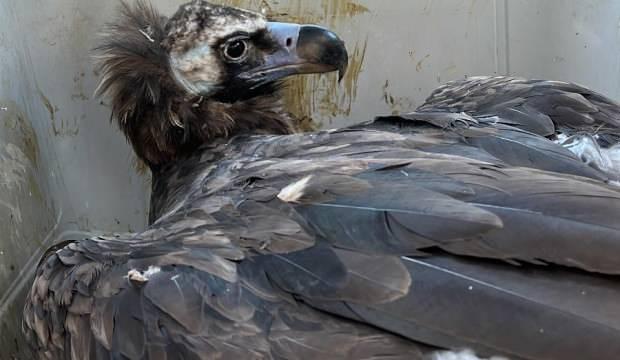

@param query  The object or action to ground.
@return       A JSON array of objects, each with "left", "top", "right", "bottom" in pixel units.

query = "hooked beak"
[{"left": 240, "top": 22, "right": 348, "bottom": 87}]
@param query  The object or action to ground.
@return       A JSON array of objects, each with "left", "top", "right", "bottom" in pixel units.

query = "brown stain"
[
  {"left": 38, "top": 91, "right": 56, "bottom": 123},
  {"left": 1, "top": 100, "right": 40, "bottom": 167},
  {"left": 381, "top": 80, "right": 416, "bottom": 115},
  {"left": 71, "top": 71, "right": 89, "bottom": 101},
  {"left": 217, "top": 0, "right": 370, "bottom": 128},
  {"left": 320, "top": 0, "right": 369, "bottom": 28},
  {"left": 38, "top": 91, "right": 80, "bottom": 137},
  {"left": 342, "top": 38, "right": 367, "bottom": 109},
  {"left": 382, "top": 80, "right": 395, "bottom": 106},
  {"left": 408, "top": 49, "right": 416, "bottom": 61},
  {"left": 416, "top": 54, "right": 431, "bottom": 72},
  {"left": 283, "top": 76, "right": 319, "bottom": 131},
  {"left": 344, "top": 2, "right": 370, "bottom": 16},
  {"left": 283, "top": 37, "right": 367, "bottom": 127},
  {"left": 219, "top": 0, "right": 369, "bottom": 20},
  {"left": 0, "top": 101, "right": 45, "bottom": 204},
  {"left": 17, "top": 114, "right": 40, "bottom": 168}
]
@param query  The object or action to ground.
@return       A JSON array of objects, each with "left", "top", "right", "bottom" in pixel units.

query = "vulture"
[{"left": 22, "top": 1, "right": 620, "bottom": 359}]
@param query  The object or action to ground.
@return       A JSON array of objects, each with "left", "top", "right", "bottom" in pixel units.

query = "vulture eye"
[{"left": 223, "top": 38, "right": 249, "bottom": 62}]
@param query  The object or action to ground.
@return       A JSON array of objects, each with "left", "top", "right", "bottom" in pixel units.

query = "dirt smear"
[
  {"left": 1, "top": 100, "right": 40, "bottom": 167},
  {"left": 38, "top": 91, "right": 79, "bottom": 137}
]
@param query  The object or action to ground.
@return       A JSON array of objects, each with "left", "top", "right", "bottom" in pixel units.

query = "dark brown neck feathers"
[
  {"left": 125, "top": 93, "right": 294, "bottom": 169},
  {"left": 95, "top": 0, "right": 294, "bottom": 170}
]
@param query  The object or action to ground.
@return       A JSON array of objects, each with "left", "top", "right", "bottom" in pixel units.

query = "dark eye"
[{"left": 223, "top": 39, "right": 248, "bottom": 61}]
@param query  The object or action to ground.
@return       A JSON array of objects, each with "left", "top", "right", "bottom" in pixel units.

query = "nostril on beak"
[{"left": 286, "top": 38, "right": 293, "bottom": 48}]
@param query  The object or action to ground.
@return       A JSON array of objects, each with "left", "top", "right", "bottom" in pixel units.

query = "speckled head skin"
[
  {"left": 165, "top": 1, "right": 267, "bottom": 52},
  {"left": 163, "top": 1, "right": 268, "bottom": 95}
]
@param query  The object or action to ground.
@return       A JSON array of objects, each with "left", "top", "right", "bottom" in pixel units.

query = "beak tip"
[
  {"left": 337, "top": 44, "right": 349, "bottom": 82},
  {"left": 338, "top": 66, "right": 347, "bottom": 82}
]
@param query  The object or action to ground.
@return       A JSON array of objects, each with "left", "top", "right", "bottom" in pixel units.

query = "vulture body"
[{"left": 23, "top": 1, "right": 620, "bottom": 359}]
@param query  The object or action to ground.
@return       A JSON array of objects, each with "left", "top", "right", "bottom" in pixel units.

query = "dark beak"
[{"left": 240, "top": 22, "right": 348, "bottom": 87}]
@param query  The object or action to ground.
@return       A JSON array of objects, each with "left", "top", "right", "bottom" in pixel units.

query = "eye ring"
[{"left": 222, "top": 38, "right": 249, "bottom": 62}]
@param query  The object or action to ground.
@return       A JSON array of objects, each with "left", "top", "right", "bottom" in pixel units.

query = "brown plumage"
[{"left": 22, "top": 1, "right": 620, "bottom": 360}]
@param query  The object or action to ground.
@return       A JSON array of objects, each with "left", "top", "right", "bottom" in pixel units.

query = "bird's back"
[{"left": 24, "top": 122, "right": 620, "bottom": 360}]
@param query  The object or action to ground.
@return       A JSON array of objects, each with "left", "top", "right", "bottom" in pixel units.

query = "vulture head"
[{"left": 95, "top": 0, "right": 348, "bottom": 167}]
